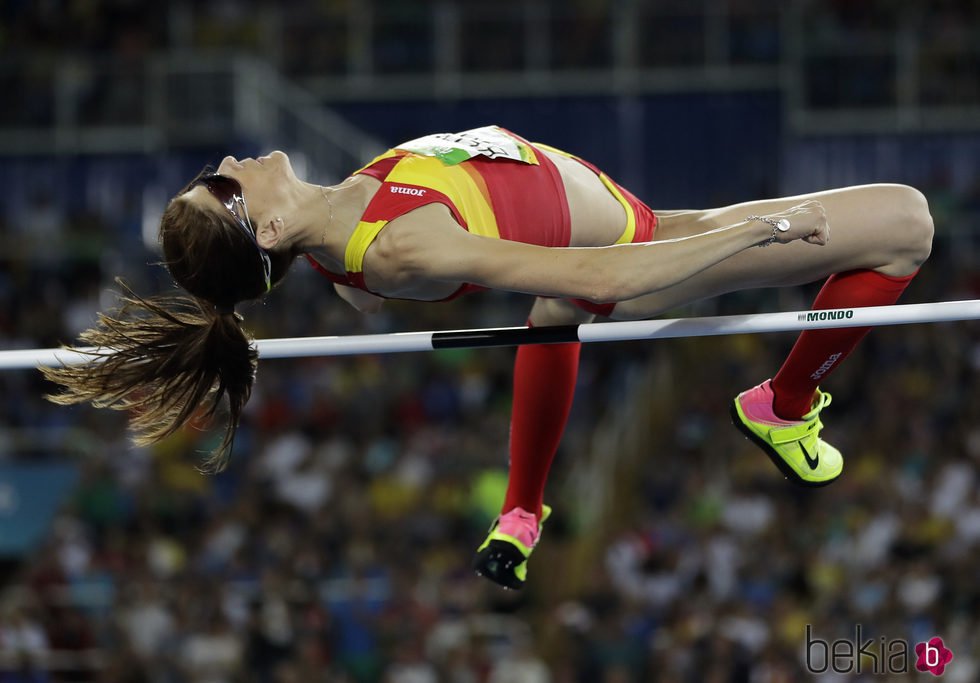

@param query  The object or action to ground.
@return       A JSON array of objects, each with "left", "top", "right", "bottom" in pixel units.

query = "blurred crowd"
[
  {"left": 802, "top": 0, "right": 980, "bottom": 107},
  {"left": 0, "top": 159, "right": 978, "bottom": 683},
  {"left": 3, "top": 0, "right": 980, "bottom": 128},
  {"left": 2, "top": 2, "right": 980, "bottom": 681}
]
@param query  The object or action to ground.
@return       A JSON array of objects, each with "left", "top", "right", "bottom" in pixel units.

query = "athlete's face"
[
  {"left": 183, "top": 150, "right": 298, "bottom": 232},
  {"left": 214, "top": 150, "right": 297, "bottom": 218}
]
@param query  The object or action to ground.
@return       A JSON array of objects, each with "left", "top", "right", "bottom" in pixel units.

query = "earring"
[{"left": 275, "top": 217, "right": 284, "bottom": 223}]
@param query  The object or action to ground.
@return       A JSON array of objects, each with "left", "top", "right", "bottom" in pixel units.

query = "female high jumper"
[{"left": 44, "top": 126, "right": 932, "bottom": 589}]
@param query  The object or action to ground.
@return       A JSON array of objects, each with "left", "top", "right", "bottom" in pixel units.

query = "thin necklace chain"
[{"left": 319, "top": 185, "right": 335, "bottom": 248}]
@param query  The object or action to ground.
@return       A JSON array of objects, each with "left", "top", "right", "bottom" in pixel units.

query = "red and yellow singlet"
[{"left": 306, "top": 126, "right": 658, "bottom": 315}]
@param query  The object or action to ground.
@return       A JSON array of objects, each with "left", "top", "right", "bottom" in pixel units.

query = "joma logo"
[
  {"left": 390, "top": 186, "right": 426, "bottom": 196},
  {"left": 811, "top": 352, "right": 843, "bottom": 380}
]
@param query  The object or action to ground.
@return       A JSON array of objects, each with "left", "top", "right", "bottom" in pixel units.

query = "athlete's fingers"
[{"left": 803, "top": 220, "right": 830, "bottom": 245}]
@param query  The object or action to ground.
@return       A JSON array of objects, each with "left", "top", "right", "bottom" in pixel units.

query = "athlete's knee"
[
  {"left": 900, "top": 185, "right": 934, "bottom": 264},
  {"left": 879, "top": 184, "right": 934, "bottom": 275}
]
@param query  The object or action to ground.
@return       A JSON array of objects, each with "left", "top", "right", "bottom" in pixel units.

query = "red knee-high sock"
[
  {"left": 771, "top": 269, "right": 917, "bottom": 419},
  {"left": 502, "top": 330, "right": 581, "bottom": 519}
]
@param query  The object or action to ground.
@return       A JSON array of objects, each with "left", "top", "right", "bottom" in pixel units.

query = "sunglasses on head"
[{"left": 195, "top": 173, "right": 272, "bottom": 293}]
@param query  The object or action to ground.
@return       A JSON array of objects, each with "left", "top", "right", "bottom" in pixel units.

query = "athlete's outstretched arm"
[{"left": 404, "top": 201, "right": 829, "bottom": 303}]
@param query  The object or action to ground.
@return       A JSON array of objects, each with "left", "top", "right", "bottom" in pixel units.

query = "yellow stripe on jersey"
[
  {"left": 345, "top": 220, "right": 389, "bottom": 274},
  {"left": 353, "top": 148, "right": 401, "bottom": 176},
  {"left": 531, "top": 142, "right": 636, "bottom": 245},
  {"left": 531, "top": 142, "right": 568, "bottom": 157},
  {"left": 384, "top": 155, "right": 501, "bottom": 239},
  {"left": 597, "top": 174, "right": 636, "bottom": 245},
  {"left": 458, "top": 162, "right": 494, "bottom": 211}
]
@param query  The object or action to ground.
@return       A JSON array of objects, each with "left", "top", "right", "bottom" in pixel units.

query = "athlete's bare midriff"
[{"left": 537, "top": 148, "right": 629, "bottom": 247}]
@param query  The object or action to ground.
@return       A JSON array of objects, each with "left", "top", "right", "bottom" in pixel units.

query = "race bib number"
[{"left": 395, "top": 126, "right": 538, "bottom": 166}]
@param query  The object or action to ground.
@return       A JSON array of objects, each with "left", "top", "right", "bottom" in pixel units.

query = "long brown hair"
[{"left": 42, "top": 176, "right": 294, "bottom": 471}]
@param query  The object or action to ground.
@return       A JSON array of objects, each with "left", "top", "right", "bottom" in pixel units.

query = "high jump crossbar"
[{"left": 0, "top": 299, "right": 977, "bottom": 370}]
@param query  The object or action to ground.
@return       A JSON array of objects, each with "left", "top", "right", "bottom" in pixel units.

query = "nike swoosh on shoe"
[{"left": 800, "top": 442, "right": 819, "bottom": 470}]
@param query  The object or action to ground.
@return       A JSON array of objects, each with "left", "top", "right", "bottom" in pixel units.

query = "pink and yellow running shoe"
[
  {"left": 473, "top": 505, "right": 551, "bottom": 590},
  {"left": 732, "top": 380, "right": 843, "bottom": 486}
]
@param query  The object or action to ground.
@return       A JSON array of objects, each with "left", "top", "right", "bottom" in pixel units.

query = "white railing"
[
  {"left": 0, "top": 52, "right": 384, "bottom": 182},
  {"left": 781, "top": 0, "right": 980, "bottom": 133},
  {"left": 1, "top": 1, "right": 977, "bottom": 159}
]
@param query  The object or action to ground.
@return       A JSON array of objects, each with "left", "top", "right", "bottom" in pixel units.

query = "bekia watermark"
[{"left": 805, "top": 625, "right": 953, "bottom": 676}]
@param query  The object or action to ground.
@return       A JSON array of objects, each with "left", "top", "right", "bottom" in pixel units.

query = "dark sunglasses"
[{"left": 195, "top": 173, "right": 272, "bottom": 293}]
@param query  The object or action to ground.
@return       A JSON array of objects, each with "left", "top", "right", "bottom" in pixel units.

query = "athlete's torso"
[{"left": 307, "top": 126, "right": 644, "bottom": 301}]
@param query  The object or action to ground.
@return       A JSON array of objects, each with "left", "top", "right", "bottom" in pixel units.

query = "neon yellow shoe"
[
  {"left": 473, "top": 505, "right": 551, "bottom": 590},
  {"left": 731, "top": 380, "right": 843, "bottom": 486}
]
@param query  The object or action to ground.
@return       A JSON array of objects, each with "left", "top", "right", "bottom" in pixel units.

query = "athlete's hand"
[{"left": 768, "top": 200, "right": 830, "bottom": 246}]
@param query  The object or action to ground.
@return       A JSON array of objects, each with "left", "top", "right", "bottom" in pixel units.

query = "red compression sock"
[
  {"left": 771, "top": 269, "right": 917, "bottom": 420},
  {"left": 502, "top": 326, "right": 581, "bottom": 519}
]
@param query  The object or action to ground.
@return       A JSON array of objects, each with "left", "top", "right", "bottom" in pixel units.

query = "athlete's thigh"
[
  {"left": 611, "top": 184, "right": 926, "bottom": 320},
  {"left": 662, "top": 184, "right": 924, "bottom": 276}
]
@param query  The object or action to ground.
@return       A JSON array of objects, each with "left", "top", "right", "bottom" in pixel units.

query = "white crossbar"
[{"left": 1, "top": 299, "right": 977, "bottom": 370}]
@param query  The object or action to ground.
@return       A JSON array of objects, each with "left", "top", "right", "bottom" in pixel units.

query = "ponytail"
[{"left": 41, "top": 281, "right": 257, "bottom": 472}]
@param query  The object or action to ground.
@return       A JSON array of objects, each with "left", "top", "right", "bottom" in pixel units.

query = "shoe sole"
[
  {"left": 730, "top": 401, "right": 838, "bottom": 488},
  {"left": 473, "top": 540, "right": 527, "bottom": 590}
]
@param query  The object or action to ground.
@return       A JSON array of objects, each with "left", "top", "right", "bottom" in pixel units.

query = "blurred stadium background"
[{"left": 1, "top": 1, "right": 979, "bottom": 681}]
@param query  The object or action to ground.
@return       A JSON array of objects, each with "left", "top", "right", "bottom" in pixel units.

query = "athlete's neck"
[{"left": 292, "top": 175, "right": 373, "bottom": 271}]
